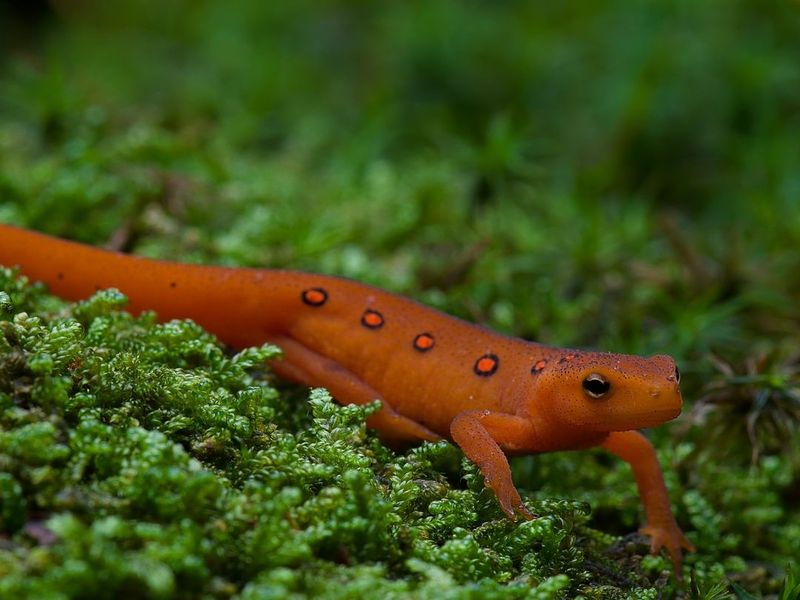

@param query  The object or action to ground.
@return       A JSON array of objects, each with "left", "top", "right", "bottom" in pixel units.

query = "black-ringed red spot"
[
  {"left": 361, "top": 309, "right": 384, "bottom": 329},
  {"left": 474, "top": 353, "right": 499, "bottom": 377},
  {"left": 559, "top": 353, "right": 576, "bottom": 364},
  {"left": 531, "top": 359, "right": 548, "bottom": 375},
  {"left": 413, "top": 333, "right": 435, "bottom": 352},
  {"left": 301, "top": 287, "right": 328, "bottom": 307}
]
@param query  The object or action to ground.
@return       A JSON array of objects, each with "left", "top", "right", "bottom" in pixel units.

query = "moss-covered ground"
[{"left": 0, "top": 2, "right": 799, "bottom": 598}]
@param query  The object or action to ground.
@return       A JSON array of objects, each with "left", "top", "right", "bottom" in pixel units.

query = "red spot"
[
  {"left": 301, "top": 287, "right": 328, "bottom": 307},
  {"left": 413, "top": 333, "right": 435, "bottom": 352},
  {"left": 531, "top": 359, "right": 548, "bottom": 374},
  {"left": 559, "top": 353, "right": 576, "bottom": 364},
  {"left": 361, "top": 309, "right": 384, "bottom": 329},
  {"left": 474, "top": 354, "right": 499, "bottom": 376}
]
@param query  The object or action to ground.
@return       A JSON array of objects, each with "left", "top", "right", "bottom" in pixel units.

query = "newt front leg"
[
  {"left": 450, "top": 410, "right": 539, "bottom": 519},
  {"left": 602, "top": 430, "right": 694, "bottom": 573}
]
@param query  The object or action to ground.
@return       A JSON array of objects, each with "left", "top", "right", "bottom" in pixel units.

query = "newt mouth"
[{"left": 626, "top": 405, "right": 682, "bottom": 429}]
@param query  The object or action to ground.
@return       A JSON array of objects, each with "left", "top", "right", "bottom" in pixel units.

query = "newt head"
[{"left": 533, "top": 352, "right": 683, "bottom": 432}]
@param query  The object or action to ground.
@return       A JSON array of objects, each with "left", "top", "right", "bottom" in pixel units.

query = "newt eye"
[
  {"left": 674, "top": 365, "right": 680, "bottom": 383},
  {"left": 582, "top": 374, "right": 611, "bottom": 399}
]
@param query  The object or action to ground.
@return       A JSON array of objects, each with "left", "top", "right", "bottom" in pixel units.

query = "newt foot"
[
  {"left": 490, "top": 479, "right": 535, "bottom": 520},
  {"left": 639, "top": 523, "right": 695, "bottom": 577}
]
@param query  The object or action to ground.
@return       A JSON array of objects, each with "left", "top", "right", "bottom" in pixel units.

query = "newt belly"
[{"left": 0, "top": 223, "right": 694, "bottom": 572}]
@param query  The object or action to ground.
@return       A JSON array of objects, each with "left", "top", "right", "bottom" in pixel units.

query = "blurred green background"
[{"left": 1, "top": 1, "right": 799, "bottom": 598}]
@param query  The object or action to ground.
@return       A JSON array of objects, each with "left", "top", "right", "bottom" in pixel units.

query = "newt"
[{"left": 0, "top": 223, "right": 693, "bottom": 571}]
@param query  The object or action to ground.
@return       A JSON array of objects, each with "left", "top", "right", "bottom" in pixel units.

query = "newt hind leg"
[{"left": 269, "top": 336, "right": 441, "bottom": 445}]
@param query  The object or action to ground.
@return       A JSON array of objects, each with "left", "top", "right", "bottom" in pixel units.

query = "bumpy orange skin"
[{"left": 0, "top": 223, "right": 693, "bottom": 572}]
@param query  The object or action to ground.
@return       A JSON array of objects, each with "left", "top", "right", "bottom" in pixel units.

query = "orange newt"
[{"left": 0, "top": 223, "right": 693, "bottom": 571}]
